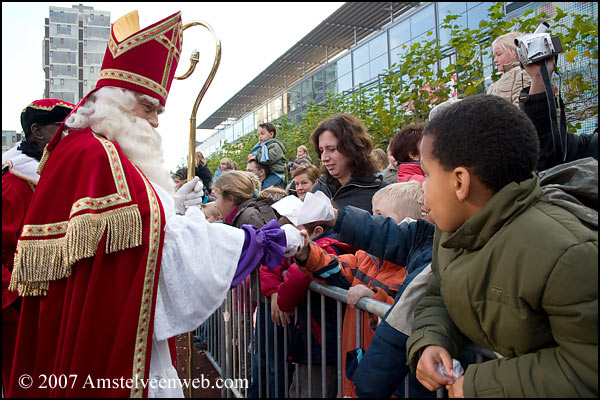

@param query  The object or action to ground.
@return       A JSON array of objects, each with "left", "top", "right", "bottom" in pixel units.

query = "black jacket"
[
  {"left": 519, "top": 87, "right": 598, "bottom": 171},
  {"left": 311, "top": 174, "right": 387, "bottom": 213},
  {"left": 194, "top": 165, "right": 213, "bottom": 193}
]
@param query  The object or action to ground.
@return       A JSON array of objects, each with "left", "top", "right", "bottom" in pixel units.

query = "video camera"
[
  {"left": 514, "top": 22, "right": 563, "bottom": 66},
  {"left": 516, "top": 22, "right": 567, "bottom": 164}
]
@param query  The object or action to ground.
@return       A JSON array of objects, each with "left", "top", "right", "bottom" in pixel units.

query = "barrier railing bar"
[
  {"left": 321, "top": 293, "right": 326, "bottom": 398},
  {"left": 200, "top": 272, "right": 498, "bottom": 399},
  {"left": 306, "top": 289, "right": 312, "bottom": 398},
  {"left": 336, "top": 301, "right": 342, "bottom": 398},
  {"left": 264, "top": 292, "right": 270, "bottom": 398},
  {"left": 256, "top": 280, "right": 262, "bottom": 397}
]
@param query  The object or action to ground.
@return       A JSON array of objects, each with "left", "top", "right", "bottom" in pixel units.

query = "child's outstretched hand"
[
  {"left": 346, "top": 284, "right": 375, "bottom": 307},
  {"left": 270, "top": 293, "right": 291, "bottom": 326}
]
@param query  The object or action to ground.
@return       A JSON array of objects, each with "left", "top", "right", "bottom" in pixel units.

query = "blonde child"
[
  {"left": 212, "top": 171, "right": 273, "bottom": 226},
  {"left": 487, "top": 31, "right": 531, "bottom": 105},
  {"left": 371, "top": 181, "right": 423, "bottom": 223},
  {"left": 201, "top": 201, "right": 222, "bottom": 223},
  {"left": 213, "top": 157, "right": 235, "bottom": 183}
]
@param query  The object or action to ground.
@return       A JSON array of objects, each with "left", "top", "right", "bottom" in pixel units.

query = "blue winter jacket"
[
  {"left": 333, "top": 206, "right": 435, "bottom": 397},
  {"left": 334, "top": 206, "right": 434, "bottom": 276}
]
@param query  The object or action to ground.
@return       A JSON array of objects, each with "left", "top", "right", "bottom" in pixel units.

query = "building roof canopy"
[{"left": 198, "top": 2, "right": 419, "bottom": 129}]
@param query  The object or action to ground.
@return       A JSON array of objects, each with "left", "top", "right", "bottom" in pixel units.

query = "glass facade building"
[
  {"left": 43, "top": 5, "right": 111, "bottom": 104},
  {"left": 199, "top": 2, "right": 598, "bottom": 156}
]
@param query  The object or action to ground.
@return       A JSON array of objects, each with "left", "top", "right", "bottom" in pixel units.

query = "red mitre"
[{"left": 96, "top": 10, "right": 183, "bottom": 106}]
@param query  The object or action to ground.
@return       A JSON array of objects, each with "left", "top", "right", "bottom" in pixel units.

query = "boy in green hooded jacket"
[{"left": 407, "top": 94, "right": 597, "bottom": 397}]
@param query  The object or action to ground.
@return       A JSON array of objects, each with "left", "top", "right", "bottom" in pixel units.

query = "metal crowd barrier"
[{"left": 196, "top": 275, "right": 497, "bottom": 398}]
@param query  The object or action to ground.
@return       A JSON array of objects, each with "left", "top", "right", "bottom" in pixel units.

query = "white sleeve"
[{"left": 150, "top": 183, "right": 246, "bottom": 341}]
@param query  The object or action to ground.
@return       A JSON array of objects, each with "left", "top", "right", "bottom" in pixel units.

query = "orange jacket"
[{"left": 299, "top": 243, "right": 406, "bottom": 397}]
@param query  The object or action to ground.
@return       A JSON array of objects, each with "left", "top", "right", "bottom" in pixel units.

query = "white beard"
[
  {"left": 79, "top": 110, "right": 175, "bottom": 195},
  {"left": 100, "top": 116, "right": 175, "bottom": 195}
]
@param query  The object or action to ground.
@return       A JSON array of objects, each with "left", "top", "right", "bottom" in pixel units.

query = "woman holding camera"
[{"left": 488, "top": 31, "right": 531, "bottom": 106}]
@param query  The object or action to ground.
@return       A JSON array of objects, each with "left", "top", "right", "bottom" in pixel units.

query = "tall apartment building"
[{"left": 43, "top": 4, "right": 111, "bottom": 104}]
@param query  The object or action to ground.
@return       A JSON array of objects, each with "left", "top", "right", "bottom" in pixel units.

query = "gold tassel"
[
  {"left": 9, "top": 205, "right": 143, "bottom": 297},
  {"left": 104, "top": 205, "right": 143, "bottom": 253},
  {"left": 9, "top": 237, "right": 68, "bottom": 296}
]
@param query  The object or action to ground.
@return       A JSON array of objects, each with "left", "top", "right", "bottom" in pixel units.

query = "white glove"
[
  {"left": 281, "top": 224, "right": 304, "bottom": 257},
  {"left": 174, "top": 177, "right": 204, "bottom": 215}
]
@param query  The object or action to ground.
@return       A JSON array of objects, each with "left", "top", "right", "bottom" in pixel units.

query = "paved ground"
[{"left": 175, "top": 333, "right": 222, "bottom": 398}]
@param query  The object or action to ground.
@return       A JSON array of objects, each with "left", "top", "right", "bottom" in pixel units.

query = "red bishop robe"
[
  {"left": 2, "top": 170, "right": 36, "bottom": 388},
  {"left": 7, "top": 127, "right": 168, "bottom": 397}
]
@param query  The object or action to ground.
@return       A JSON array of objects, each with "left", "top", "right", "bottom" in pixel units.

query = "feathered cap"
[{"left": 20, "top": 99, "right": 75, "bottom": 137}]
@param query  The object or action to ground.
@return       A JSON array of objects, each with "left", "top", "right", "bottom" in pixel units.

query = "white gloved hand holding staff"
[{"left": 173, "top": 177, "right": 204, "bottom": 215}]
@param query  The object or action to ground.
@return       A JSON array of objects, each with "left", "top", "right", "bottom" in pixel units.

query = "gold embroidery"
[
  {"left": 9, "top": 205, "right": 142, "bottom": 296},
  {"left": 37, "top": 145, "right": 51, "bottom": 175},
  {"left": 155, "top": 33, "right": 182, "bottom": 62},
  {"left": 67, "top": 134, "right": 132, "bottom": 217},
  {"left": 160, "top": 31, "right": 180, "bottom": 90},
  {"left": 108, "top": 14, "right": 181, "bottom": 59},
  {"left": 162, "top": 52, "right": 173, "bottom": 90},
  {"left": 21, "top": 221, "right": 68, "bottom": 237},
  {"left": 23, "top": 102, "right": 74, "bottom": 112},
  {"left": 158, "top": 27, "right": 182, "bottom": 89},
  {"left": 95, "top": 134, "right": 131, "bottom": 200},
  {"left": 99, "top": 69, "right": 167, "bottom": 100},
  {"left": 130, "top": 171, "right": 161, "bottom": 398},
  {"left": 69, "top": 193, "right": 130, "bottom": 218}
]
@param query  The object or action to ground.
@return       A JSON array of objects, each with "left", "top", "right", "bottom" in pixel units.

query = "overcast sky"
[{"left": 2, "top": 2, "right": 344, "bottom": 170}]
